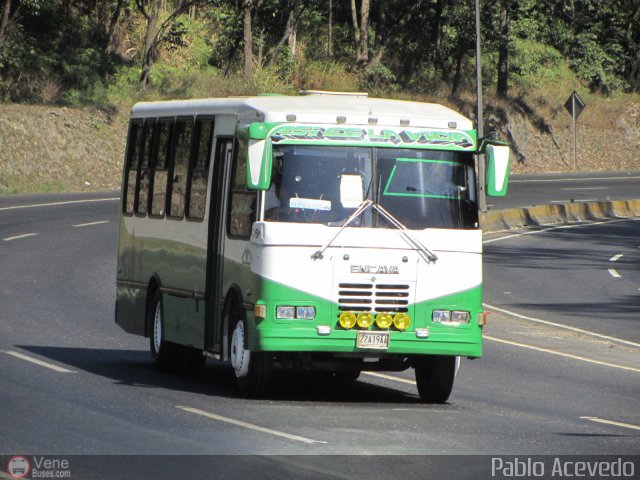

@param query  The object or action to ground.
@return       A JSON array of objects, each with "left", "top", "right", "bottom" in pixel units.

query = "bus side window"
[
  {"left": 228, "top": 139, "right": 256, "bottom": 238},
  {"left": 136, "top": 120, "right": 155, "bottom": 216},
  {"left": 168, "top": 119, "right": 194, "bottom": 219},
  {"left": 123, "top": 121, "right": 142, "bottom": 215},
  {"left": 150, "top": 120, "right": 172, "bottom": 217},
  {"left": 187, "top": 118, "right": 214, "bottom": 221}
]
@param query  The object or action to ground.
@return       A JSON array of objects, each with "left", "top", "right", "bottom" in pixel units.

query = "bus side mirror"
[
  {"left": 485, "top": 144, "right": 510, "bottom": 197},
  {"left": 246, "top": 123, "right": 272, "bottom": 190}
]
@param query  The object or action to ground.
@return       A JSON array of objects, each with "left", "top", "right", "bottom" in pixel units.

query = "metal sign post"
[{"left": 564, "top": 91, "right": 586, "bottom": 171}]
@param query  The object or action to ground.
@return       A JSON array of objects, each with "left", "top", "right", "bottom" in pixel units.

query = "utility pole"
[{"left": 475, "top": 0, "right": 486, "bottom": 213}]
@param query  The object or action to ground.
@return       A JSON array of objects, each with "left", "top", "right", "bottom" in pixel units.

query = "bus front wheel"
[
  {"left": 229, "top": 316, "right": 272, "bottom": 397},
  {"left": 414, "top": 355, "right": 456, "bottom": 403}
]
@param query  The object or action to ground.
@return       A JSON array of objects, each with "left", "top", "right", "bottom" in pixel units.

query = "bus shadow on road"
[{"left": 14, "top": 345, "right": 427, "bottom": 405}]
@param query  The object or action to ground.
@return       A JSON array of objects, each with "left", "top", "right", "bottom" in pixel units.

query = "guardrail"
[{"left": 481, "top": 199, "right": 640, "bottom": 233}]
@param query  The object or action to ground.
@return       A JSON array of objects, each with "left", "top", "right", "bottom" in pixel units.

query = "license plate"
[{"left": 356, "top": 331, "right": 390, "bottom": 350}]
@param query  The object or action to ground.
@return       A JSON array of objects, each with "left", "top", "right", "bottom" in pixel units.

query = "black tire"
[
  {"left": 332, "top": 370, "right": 361, "bottom": 381},
  {"left": 414, "top": 355, "right": 456, "bottom": 403},
  {"left": 148, "top": 290, "right": 180, "bottom": 371},
  {"left": 179, "top": 346, "right": 206, "bottom": 374},
  {"left": 228, "top": 304, "right": 273, "bottom": 398}
]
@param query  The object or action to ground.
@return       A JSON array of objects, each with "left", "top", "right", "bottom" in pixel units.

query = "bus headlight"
[
  {"left": 276, "top": 306, "right": 316, "bottom": 319},
  {"left": 296, "top": 306, "right": 316, "bottom": 320},
  {"left": 451, "top": 311, "right": 470, "bottom": 323},
  {"left": 276, "top": 306, "right": 296, "bottom": 319},
  {"left": 356, "top": 312, "right": 374, "bottom": 328},
  {"left": 339, "top": 311, "right": 357, "bottom": 329},
  {"left": 432, "top": 310, "right": 451, "bottom": 323},
  {"left": 432, "top": 310, "right": 471, "bottom": 324},
  {"left": 375, "top": 313, "right": 393, "bottom": 329},
  {"left": 393, "top": 313, "right": 411, "bottom": 330}
]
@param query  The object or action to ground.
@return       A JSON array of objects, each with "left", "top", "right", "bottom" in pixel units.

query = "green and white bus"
[{"left": 115, "top": 91, "right": 509, "bottom": 402}]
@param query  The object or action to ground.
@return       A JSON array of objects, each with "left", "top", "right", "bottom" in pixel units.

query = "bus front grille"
[{"left": 337, "top": 283, "right": 410, "bottom": 313}]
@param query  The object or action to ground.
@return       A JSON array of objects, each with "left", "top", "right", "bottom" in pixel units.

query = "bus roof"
[{"left": 130, "top": 91, "right": 474, "bottom": 131}]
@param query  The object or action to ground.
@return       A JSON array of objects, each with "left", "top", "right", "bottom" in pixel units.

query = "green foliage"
[
  {"left": 1, "top": 0, "right": 639, "bottom": 106},
  {"left": 362, "top": 63, "right": 399, "bottom": 95},
  {"left": 0, "top": 2, "right": 117, "bottom": 103},
  {"left": 509, "top": 39, "right": 568, "bottom": 83},
  {"left": 568, "top": 33, "right": 623, "bottom": 93}
]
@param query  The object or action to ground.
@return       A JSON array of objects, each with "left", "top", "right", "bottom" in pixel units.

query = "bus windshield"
[{"left": 264, "top": 145, "right": 478, "bottom": 229}]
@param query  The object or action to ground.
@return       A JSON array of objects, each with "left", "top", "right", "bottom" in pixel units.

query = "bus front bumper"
[{"left": 254, "top": 324, "right": 483, "bottom": 358}]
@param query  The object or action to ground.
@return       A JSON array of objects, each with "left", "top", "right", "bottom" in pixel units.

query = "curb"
[{"left": 481, "top": 199, "right": 640, "bottom": 233}]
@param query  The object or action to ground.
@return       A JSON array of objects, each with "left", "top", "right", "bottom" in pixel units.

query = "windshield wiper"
[
  {"left": 311, "top": 199, "right": 373, "bottom": 260},
  {"left": 311, "top": 199, "right": 438, "bottom": 263},
  {"left": 371, "top": 203, "right": 438, "bottom": 263}
]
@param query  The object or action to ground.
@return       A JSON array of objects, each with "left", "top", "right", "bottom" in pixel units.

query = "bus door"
[{"left": 204, "top": 137, "right": 234, "bottom": 354}]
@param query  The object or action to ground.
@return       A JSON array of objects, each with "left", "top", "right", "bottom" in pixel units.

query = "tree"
[
  {"left": 136, "top": 0, "right": 201, "bottom": 88},
  {"left": 105, "top": 0, "right": 124, "bottom": 54},
  {"left": 327, "top": 0, "right": 333, "bottom": 60},
  {"left": 243, "top": 0, "right": 252, "bottom": 83},
  {"left": 350, "top": 0, "right": 369, "bottom": 67},
  {"left": 368, "top": 0, "right": 427, "bottom": 70},
  {"left": 0, "top": 0, "right": 40, "bottom": 51},
  {"left": 496, "top": 0, "right": 511, "bottom": 98},
  {"left": 263, "top": 0, "right": 305, "bottom": 67},
  {"left": 0, "top": 0, "right": 11, "bottom": 50},
  {"left": 627, "top": 0, "right": 640, "bottom": 91}
]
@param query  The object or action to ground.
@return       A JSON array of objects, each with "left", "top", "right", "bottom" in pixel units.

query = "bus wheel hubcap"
[
  {"left": 153, "top": 304, "right": 162, "bottom": 353},
  {"left": 231, "top": 321, "right": 250, "bottom": 378}
]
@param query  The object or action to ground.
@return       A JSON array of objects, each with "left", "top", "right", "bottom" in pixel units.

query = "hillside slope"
[
  {"left": 0, "top": 105, "right": 127, "bottom": 193},
  {"left": 0, "top": 96, "right": 638, "bottom": 194}
]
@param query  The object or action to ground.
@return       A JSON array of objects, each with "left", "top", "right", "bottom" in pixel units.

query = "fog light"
[
  {"left": 339, "top": 311, "right": 357, "bottom": 329},
  {"left": 296, "top": 306, "right": 316, "bottom": 319},
  {"left": 432, "top": 310, "right": 451, "bottom": 323},
  {"left": 452, "top": 311, "right": 470, "bottom": 323},
  {"left": 356, "top": 312, "right": 374, "bottom": 328},
  {"left": 276, "top": 306, "right": 295, "bottom": 319},
  {"left": 375, "top": 313, "right": 393, "bottom": 329},
  {"left": 393, "top": 313, "right": 411, "bottom": 330}
]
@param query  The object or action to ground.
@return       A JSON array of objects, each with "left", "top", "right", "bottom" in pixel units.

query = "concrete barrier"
[{"left": 481, "top": 199, "right": 640, "bottom": 233}]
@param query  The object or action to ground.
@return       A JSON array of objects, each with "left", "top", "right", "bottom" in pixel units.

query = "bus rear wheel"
[
  {"left": 414, "top": 355, "right": 456, "bottom": 403},
  {"left": 149, "top": 290, "right": 180, "bottom": 371},
  {"left": 229, "top": 317, "right": 272, "bottom": 397}
]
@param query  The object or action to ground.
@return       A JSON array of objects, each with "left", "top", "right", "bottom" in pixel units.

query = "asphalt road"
[
  {"left": 484, "top": 218, "right": 640, "bottom": 343},
  {"left": 489, "top": 170, "right": 640, "bottom": 210},
  {"left": 0, "top": 190, "right": 638, "bottom": 479}
]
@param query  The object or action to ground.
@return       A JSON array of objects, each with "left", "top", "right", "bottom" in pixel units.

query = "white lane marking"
[
  {"left": 484, "top": 336, "right": 640, "bottom": 373},
  {"left": 580, "top": 416, "right": 640, "bottom": 432},
  {"left": 73, "top": 220, "right": 110, "bottom": 228},
  {"left": 176, "top": 406, "right": 327, "bottom": 444},
  {"left": 483, "top": 218, "right": 635, "bottom": 244},
  {"left": 561, "top": 187, "right": 608, "bottom": 191},
  {"left": 608, "top": 268, "right": 622, "bottom": 278},
  {"left": 483, "top": 220, "right": 612, "bottom": 244},
  {"left": 3, "top": 233, "right": 39, "bottom": 242},
  {"left": 3, "top": 350, "right": 75, "bottom": 373},
  {"left": 609, "top": 254, "right": 624, "bottom": 262},
  {"left": 0, "top": 197, "right": 119, "bottom": 212},
  {"left": 363, "top": 371, "right": 416, "bottom": 385},
  {"left": 483, "top": 303, "right": 640, "bottom": 348},
  {"left": 510, "top": 175, "right": 640, "bottom": 183}
]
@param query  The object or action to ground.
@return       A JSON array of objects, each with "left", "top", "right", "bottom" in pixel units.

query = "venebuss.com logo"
[{"left": 7, "top": 456, "right": 30, "bottom": 479}]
